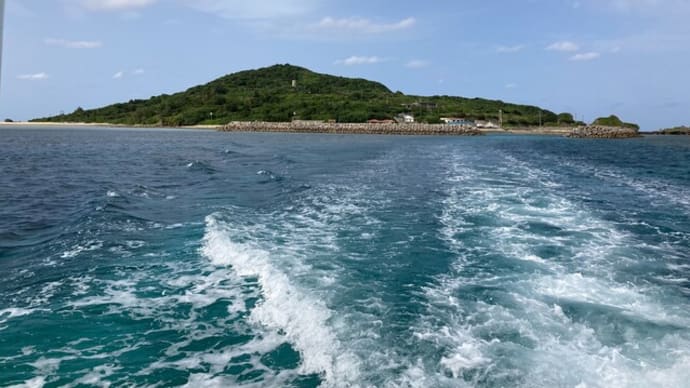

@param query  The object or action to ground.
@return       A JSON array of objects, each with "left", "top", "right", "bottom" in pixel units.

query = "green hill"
[
  {"left": 592, "top": 115, "right": 639, "bottom": 130},
  {"left": 656, "top": 125, "right": 690, "bottom": 135},
  {"left": 32, "top": 64, "right": 574, "bottom": 126}
]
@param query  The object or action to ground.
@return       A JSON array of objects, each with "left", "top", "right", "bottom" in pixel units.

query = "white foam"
[
  {"left": 0, "top": 308, "right": 34, "bottom": 321},
  {"left": 30, "top": 357, "right": 66, "bottom": 376},
  {"left": 73, "top": 364, "right": 119, "bottom": 387},
  {"left": 422, "top": 147, "right": 690, "bottom": 387},
  {"left": 521, "top": 254, "right": 547, "bottom": 264},
  {"left": 440, "top": 342, "right": 490, "bottom": 377},
  {"left": 536, "top": 273, "right": 688, "bottom": 326},
  {"left": 124, "top": 240, "right": 145, "bottom": 249},
  {"left": 552, "top": 157, "right": 690, "bottom": 212},
  {"left": 0, "top": 308, "right": 37, "bottom": 330},
  {"left": 6, "top": 377, "right": 46, "bottom": 388},
  {"left": 201, "top": 215, "right": 360, "bottom": 385},
  {"left": 61, "top": 240, "right": 103, "bottom": 259}
]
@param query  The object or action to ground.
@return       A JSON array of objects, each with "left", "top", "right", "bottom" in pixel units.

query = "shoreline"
[
  {"left": 0, "top": 122, "right": 219, "bottom": 130},
  {"left": 2, "top": 121, "right": 657, "bottom": 137},
  {"left": 3, "top": 122, "right": 572, "bottom": 136}
]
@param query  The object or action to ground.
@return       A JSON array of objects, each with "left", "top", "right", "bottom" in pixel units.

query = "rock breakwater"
[
  {"left": 567, "top": 126, "right": 640, "bottom": 139},
  {"left": 220, "top": 121, "right": 482, "bottom": 136}
]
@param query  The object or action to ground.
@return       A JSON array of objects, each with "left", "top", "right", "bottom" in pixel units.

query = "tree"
[
  {"left": 557, "top": 113, "right": 575, "bottom": 124},
  {"left": 592, "top": 115, "right": 639, "bottom": 129},
  {"left": 29, "top": 64, "right": 574, "bottom": 126}
]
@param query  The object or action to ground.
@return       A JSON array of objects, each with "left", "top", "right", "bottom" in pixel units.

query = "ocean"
[{"left": 1, "top": 127, "right": 689, "bottom": 387}]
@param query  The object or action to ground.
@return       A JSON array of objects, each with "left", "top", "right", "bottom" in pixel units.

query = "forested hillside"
[{"left": 34, "top": 64, "right": 576, "bottom": 126}]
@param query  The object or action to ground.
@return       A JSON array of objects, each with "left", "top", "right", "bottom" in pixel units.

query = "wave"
[
  {"left": 185, "top": 160, "right": 217, "bottom": 174},
  {"left": 544, "top": 155, "right": 690, "bottom": 212},
  {"left": 416, "top": 148, "right": 690, "bottom": 387},
  {"left": 0, "top": 308, "right": 36, "bottom": 327},
  {"left": 255, "top": 170, "right": 283, "bottom": 183},
  {"left": 60, "top": 240, "right": 103, "bottom": 259},
  {"left": 201, "top": 214, "right": 360, "bottom": 386}
]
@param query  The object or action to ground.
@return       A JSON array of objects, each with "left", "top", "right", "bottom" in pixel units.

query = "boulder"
[{"left": 566, "top": 125, "right": 640, "bottom": 139}]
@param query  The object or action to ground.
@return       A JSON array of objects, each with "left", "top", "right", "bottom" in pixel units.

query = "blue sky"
[{"left": 1, "top": 0, "right": 689, "bottom": 130}]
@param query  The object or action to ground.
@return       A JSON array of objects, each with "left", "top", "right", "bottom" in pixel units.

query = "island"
[
  {"left": 28, "top": 64, "right": 641, "bottom": 138},
  {"left": 32, "top": 64, "right": 574, "bottom": 128}
]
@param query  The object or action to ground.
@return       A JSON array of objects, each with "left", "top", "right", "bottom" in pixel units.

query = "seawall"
[
  {"left": 566, "top": 126, "right": 641, "bottom": 139},
  {"left": 220, "top": 122, "right": 483, "bottom": 136}
]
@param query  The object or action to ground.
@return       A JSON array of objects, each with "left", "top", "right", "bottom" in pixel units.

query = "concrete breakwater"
[
  {"left": 506, "top": 126, "right": 573, "bottom": 135},
  {"left": 567, "top": 126, "right": 640, "bottom": 139},
  {"left": 220, "top": 121, "right": 482, "bottom": 136}
]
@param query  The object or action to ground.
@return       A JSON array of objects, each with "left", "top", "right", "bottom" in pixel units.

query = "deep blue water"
[{"left": 1, "top": 127, "right": 689, "bottom": 387}]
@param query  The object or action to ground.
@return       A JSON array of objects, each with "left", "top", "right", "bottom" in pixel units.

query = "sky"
[{"left": 1, "top": 0, "right": 689, "bottom": 130}]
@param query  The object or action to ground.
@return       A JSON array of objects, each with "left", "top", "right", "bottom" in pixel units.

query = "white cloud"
[
  {"left": 133, "top": 68, "right": 145, "bottom": 75},
  {"left": 80, "top": 0, "right": 157, "bottom": 11},
  {"left": 496, "top": 45, "right": 525, "bottom": 53},
  {"left": 546, "top": 41, "right": 580, "bottom": 52},
  {"left": 182, "top": 0, "right": 318, "bottom": 19},
  {"left": 316, "top": 17, "right": 416, "bottom": 34},
  {"left": 505, "top": 83, "right": 518, "bottom": 89},
  {"left": 335, "top": 56, "right": 386, "bottom": 66},
  {"left": 45, "top": 38, "right": 103, "bottom": 49},
  {"left": 17, "top": 73, "right": 49, "bottom": 80},
  {"left": 113, "top": 71, "right": 125, "bottom": 79},
  {"left": 405, "top": 59, "right": 431, "bottom": 69},
  {"left": 570, "top": 52, "right": 601, "bottom": 61}
]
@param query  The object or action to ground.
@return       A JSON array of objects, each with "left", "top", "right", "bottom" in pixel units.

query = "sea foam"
[
  {"left": 201, "top": 214, "right": 360, "bottom": 386},
  {"left": 418, "top": 147, "right": 690, "bottom": 387}
]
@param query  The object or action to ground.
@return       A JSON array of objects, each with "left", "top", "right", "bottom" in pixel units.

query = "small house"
[
  {"left": 441, "top": 117, "right": 474, "bottom": 126},
  {"left": 395, "top": 114, "right": 415, "bottom": 124},
  {"left": 476, "top": 120, "right": 499, "bottom": 129}
]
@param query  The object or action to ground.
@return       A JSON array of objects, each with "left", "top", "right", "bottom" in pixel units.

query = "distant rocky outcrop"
[
  {"left": 592, "top": 115, "right": 640, "bottom": 130},
  {"left": 653, "top": 126, "right": 690, "bottom": 135},
  {"left": 566, "top": 125, "right": 640, "bottom": 139}
]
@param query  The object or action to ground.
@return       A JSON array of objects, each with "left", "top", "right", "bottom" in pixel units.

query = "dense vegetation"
[
  {"left": 655, "top": 125, "right": 690, "bottom": 135},
  {"left": 592, "top": 115, "right": 640, "bottom": 130},
  {"left": 34, "top": 64, "right": 577, "bottom": 126}
]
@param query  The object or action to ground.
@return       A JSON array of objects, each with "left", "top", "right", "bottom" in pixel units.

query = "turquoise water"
[{"left": 1, "top": 127, "right": 689, "bottom": 387}]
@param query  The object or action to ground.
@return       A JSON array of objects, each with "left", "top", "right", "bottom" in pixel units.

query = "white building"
[
  {"left": 475, "top": 120, "right": 500, "bottom": 129},
  {"left": 440, "top": 117, "right": 474, "bottom": 126},
  {"left": 395, "top": 114, "right": 415, "bottom": 124}
]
